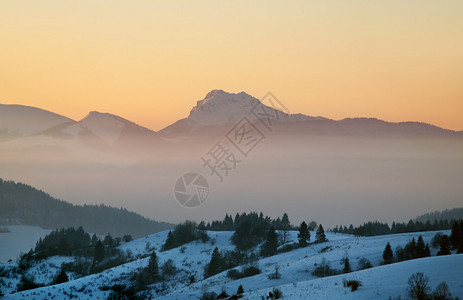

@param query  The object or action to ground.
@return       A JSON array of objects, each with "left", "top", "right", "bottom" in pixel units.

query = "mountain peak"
[
  {"left": 188, "top": 90, "right": 261, "bottom": 125},
  {"left": 187, "top": 89, "right": 320, "bottom": 126}
]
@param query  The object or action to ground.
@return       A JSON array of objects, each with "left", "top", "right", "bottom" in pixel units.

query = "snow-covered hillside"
[{"left": 1, "top": 229, "right": 462, "bottom": 299}]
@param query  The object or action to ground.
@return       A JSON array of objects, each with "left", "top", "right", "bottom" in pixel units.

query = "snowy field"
[
  {"left": 1, "top": 229, "right": 462, "bottom": 299},
  {"left": 0, "top": 225, "right": 51, "bottom": 263}
]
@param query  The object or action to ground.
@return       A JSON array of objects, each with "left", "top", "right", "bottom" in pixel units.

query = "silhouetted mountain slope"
[{"left": 0, "top": 178, "right": 174, "bottom": 238}]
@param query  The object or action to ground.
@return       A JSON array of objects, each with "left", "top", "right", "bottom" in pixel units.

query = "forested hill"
[
  {"left": 0, "top": 178, "right": 174, "bottom": 238},
  {"left": 415, "top": 207, "right": 463, "bottom": 223}
]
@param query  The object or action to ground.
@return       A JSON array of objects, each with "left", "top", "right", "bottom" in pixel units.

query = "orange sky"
[{"left": 1, "top": 1, "right": 462, "bottom": 131}]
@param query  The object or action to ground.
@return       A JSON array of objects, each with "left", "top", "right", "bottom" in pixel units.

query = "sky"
[{"left": 1, "top": 1, "right": 462, "bottom": 131}]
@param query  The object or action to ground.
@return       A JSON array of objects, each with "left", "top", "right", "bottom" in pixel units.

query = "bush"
[
  {"left": 161, "top": 259, "right": 177, "bottom": 277},
  {"left": 431, "top": 233, "right": 444, "bottom": 249},
  {"left": 200, "top": 291, "right": 218, "bottom": 300},
  {"left": 407, "top": 272, "right": 430, "bottom": 300},
  {"left": 268, "top": 265, "right": 281, "bottom": 280},
  {"left": 53, "top": 268, "right": 69, "bottom": 284},
  {"left": 312, "top": 258, "right": 338, "bottom": 277},
  {"left": 270, "top": 288, "right": 283, "bottom": 299},
  {"left": 17, "top": 275, "right": 43, "bottom": 292},
  {"left": 241, "top": 265, "right": 261, "bottom": 278},
  {"left": 277, "top": 243, "right": 298, "bottom": 254},
  {"left": 433, "top": 281, "right": 453, "bottom": 300},
  {"left": 343, "top": 279, "right": 362, "bottom": 291},
  {"left": 91, "top": 253, "right": 131, "bottom": 274},
  {"left": 357, "top": 257, "right": 373, "bottom": 270},
  {"left": 226, "top": 265, "right": 261, "bottom": 279}
]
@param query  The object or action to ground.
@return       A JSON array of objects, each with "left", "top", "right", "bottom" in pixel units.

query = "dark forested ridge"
[{"left": 0, "top": 178, "right": 174, "bottom": 238}]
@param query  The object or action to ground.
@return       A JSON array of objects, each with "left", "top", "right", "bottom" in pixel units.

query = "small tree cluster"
[
  {"left": 407, "top": 273, "right": 456, "bottom": 300},
  {"left": 312, "top": 258, "right": 338, "bottom": 277},
  {"left": 395, "top": 236, "right": 431, "bottom": 262},
  {"left": 162, "top": 221, "right": 209, "bottom": 251}
]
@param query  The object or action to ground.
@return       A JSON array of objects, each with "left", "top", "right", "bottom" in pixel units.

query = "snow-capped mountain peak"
[{"left": 187, "top": 90, "right": 321, "bottom": 126}]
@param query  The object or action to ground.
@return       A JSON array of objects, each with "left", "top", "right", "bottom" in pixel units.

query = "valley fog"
[{"left": 2, "top": 135, "right": 462, "bottom": 227}]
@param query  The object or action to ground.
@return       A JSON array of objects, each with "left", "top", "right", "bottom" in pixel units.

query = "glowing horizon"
[{"left": 1, "top": 1, "right": 462, "bottom": 132}]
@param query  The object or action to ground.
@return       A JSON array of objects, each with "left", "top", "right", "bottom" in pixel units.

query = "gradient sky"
[{"left": 1, "top": 1, "right": 462, "bottom": 131}]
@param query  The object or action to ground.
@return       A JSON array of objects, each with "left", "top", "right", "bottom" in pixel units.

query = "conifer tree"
[
  {"left": 237, "top": 285, "right": 244, "bottom": 295},
  {"left": 341, "top": 255, "right": 351, "bottom": 273},
  {"left": 205, "top": 247, "right": 222, "bottom": 278},
  {"left": 297, "top": 221, "right": 310, "bottom": 247},
  {"left": 315, "top": 224, "right": 326, "bottom": 243},
  {"left": 383, "top": 242, "right": 394, "bottom": 264},
  {"left": 93, "top": 240, "right": 105, "bottom": 263},
  {"left": 437, "top": 235, "right": 451, "bottom": 256},
  {"left": 416, "top": 236, "right": 426, "bottom": 258},
  {"left": 54, "top": 268, "right": 69, "bottom": 284},
  {"left": 450, "top": 221, "right": 459, "bottom": 250},
  {"left": 260, "top": 227, "right": 278, "bottom": 257},
  {"left": 146, "top": 251, "right": 159, "bottom": 282}
]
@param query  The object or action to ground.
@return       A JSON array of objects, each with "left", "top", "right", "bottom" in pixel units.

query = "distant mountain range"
[
  {"left": 1, "top": 90, "right": 461, "bottom": 156},
  {"left": 0, "top": 178, "right": 174, "bottom": 238}
]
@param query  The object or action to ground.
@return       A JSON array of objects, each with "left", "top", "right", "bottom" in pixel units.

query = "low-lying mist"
[{"left": 1, "top": 135, "right": 462, "bottom": 228}]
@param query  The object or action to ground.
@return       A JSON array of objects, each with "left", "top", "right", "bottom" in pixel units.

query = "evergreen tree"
[
  {"left": 103, "top": 233, "right": 114, "bottom": 248},
  {"left": 91, "top": 234, "right": 98, "bottom": 246},
  {"left": 146, "top": 251, "right": 159, "bottom": 281},
  {"left": 383, "top": 242, "right": 394, "bottom": 264},
  {"left": 53, "top": 268, "right": 69, "bottom": 284},
  {"left": 260, "top": 227, "right": 278, "bottom": 257},
  {"left": 416, "top": 236, "right": 426, "bottom": 258},
  {"left": 405, "top": 238, "right": 417, "bottom": 259},
  {"left": 280, "top": 213, "right": 291, "bottom": 243},
  {"left": 341, "top": 255, "right": 351, "bottom": 273},
  {"left": 450, "top": 221, "right": 459, "bottom": 250},
  {"left": 459, "top": 221, "right": 463, "bottom": 253},
  {"left": 237, "top": 285, "right": 244, "bottom": 295},
  {"left": 315, "top": 224, "right": 326, "bottom": 243},
  {"left": 437, "top": 235, "right": 451, "bottom": 256},
  {"left": 205, "top": 247, "right": 223, "bottom": 278},
  {"left": 93, "top": 240, "right": 105, "bottom": 263},
  {"left": 297, "top": 221, "right": 310, "bottom": 247}
]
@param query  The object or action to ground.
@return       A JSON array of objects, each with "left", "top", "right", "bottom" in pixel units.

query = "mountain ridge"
[
  {"left": 0, "top": 178, "right": 174, "bottom": 238},
  {"left": 1, "top": 90, "right": 462, "bottom": 152}
]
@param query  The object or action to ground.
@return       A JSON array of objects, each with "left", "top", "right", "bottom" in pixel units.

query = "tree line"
[{"left": 333, "top": 219, "right": 459, "bottom": 237}]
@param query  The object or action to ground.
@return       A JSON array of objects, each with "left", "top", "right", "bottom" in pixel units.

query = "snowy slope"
[
  {"left": 244, "top": 254, "right": 463, "bottom": 300},
  {"left": 0, "top": 226, "right": 51, "bottom": 263},
  {"left": 0, "top": 104, "right": 73, "bottom": 137},
  {"left": 3, "top": 229, "right": 462, "bottom": 299}
]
